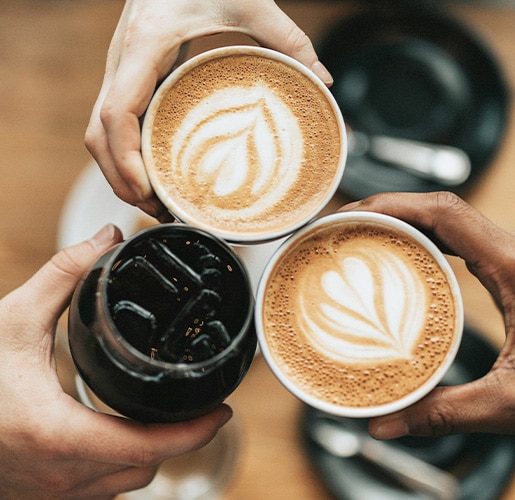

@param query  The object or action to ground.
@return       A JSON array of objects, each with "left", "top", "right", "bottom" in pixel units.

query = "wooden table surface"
[{"left": 1, "top": 1, "right": 514, "bottom": 498}]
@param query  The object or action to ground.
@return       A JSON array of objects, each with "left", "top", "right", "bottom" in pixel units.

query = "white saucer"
[{"left": 57, "top": 161, "right": 153, "bottom": 250}]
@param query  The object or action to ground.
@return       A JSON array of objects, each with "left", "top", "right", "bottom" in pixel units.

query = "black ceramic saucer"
[
  {"left": 301, "top": 325, "right": 515, "bottom": 500},
  {"left": 317, "top": 6, "right": 509, "bottom": 199}
]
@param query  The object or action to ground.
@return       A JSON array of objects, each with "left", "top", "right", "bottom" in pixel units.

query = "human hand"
[
  {"left": 340, "top": 191, "right": 515, "bottom": 437},
  {"left": 0, "top": 224, "right": 232, "bottom": 499},
  {"left": 85, "top": 0, "right": 333, "bottom": 220}
]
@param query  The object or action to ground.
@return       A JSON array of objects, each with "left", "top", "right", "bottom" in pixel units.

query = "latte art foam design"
[
  {"left": 146, "top": 51, "right": 343, "bottom": 240},
  {"left": 261, "top": 222, "right": 458, "bottom": 409},
  {"left": 300, "top": 250, "right": 427, "bottom": 362},
  {"left": 170, "top": 84, "right": 303, "bottom": 218}
]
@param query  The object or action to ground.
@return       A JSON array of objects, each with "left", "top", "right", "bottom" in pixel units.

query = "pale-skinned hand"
[
  {"left": 85, "top": 0, "right": 332, "bottom": 220},
  {"left": 340, "top": 191, "right": 515, "bottom": 438},
  {"left": 0, "top": 224, "right": 232, "bottom": 499}
]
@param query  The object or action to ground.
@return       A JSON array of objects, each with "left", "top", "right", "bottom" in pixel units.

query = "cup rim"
[
  {"left": 141, "top": 45, "right": 347, "bottom": 244},
  {"left": 97, "top": 223, "right": 255, "bottom": 375},
  {"left": 255, "top": 211, "right": 464, "bottom": 418}
]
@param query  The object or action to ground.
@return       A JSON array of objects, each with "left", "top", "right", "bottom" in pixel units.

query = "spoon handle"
[
  {"left": 361, "top": 438, "right": 460, "bottom": 500},
  {"left": 368, "top": 135, "right": 471, "bottom": 186},
  {"left": 347, "top": 127, "right": 471, "bottom": 186}
]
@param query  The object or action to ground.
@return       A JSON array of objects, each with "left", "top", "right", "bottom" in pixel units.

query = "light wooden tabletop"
[{"left": 1, "top": 1, "right": 514, "bottom": 498}]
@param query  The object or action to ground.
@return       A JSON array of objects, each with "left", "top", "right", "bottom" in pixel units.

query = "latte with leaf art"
[
  {"left": 256, "top": 212, "right": 463, "bottom": 417},
  {"left": 142, "top": 46, "right": 345, "bottom": 244}
]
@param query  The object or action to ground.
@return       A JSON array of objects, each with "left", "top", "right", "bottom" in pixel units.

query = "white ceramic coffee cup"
[
  {"left": 255, "top": 211, "right": 464, "bottom": 418},
  {"left": 141, "top": 45, "right": 346, "bottom": 244}
]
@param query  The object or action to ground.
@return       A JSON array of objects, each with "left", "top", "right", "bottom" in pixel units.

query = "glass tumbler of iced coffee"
[{"left": 68, "top": 224, "right": 256, "bottom": 423}]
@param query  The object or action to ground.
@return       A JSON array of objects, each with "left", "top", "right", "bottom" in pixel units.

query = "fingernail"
[
  {"left": 370, "top": 418, "right": 409, "bottom": 440},
  {"left": 311, "top": 60, "right": 333, "bottom": 86},
  {"left": 91, "top": 224, "right": 117, "bottom": 248},
  {"left": 338, "top": 200, "right": 364, "bottom": 212}
]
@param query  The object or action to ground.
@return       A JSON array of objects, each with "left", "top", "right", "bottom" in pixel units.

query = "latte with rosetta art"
[
  {"left": 143, "top": 47, "right": 344, "bottom": 243},
  {"left": 261, "top": 221, "right": 458, "bottom": 409}
]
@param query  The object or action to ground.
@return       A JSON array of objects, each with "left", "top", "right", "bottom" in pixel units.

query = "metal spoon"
[
  {"left": 309, "top": 417, "right": 460, "bottom": 500},
  {"left": 347, "top": 127, "right": 471, "bottom": 186}
]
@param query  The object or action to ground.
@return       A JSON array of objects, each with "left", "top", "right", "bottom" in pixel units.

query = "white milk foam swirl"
[
  {"left": 170, "top": 84, "right": 303, "bottom": 218},
  {"left": 299, "top": 248, "right": 428, "bottom": 363}
]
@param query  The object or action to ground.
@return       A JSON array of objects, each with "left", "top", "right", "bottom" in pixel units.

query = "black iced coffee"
[{"left": 68, "top": 224, "right": 256, "bottom": 423}]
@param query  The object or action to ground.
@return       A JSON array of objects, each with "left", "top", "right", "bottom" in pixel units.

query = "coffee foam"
[
  {"left": 261, "top": 223, "right": 457, "bottom": 408},
  {"left": 147, "top": 52, "right": 343, "bottom": 240}
]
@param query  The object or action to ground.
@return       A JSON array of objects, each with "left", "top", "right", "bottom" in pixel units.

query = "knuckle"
[
  {"left": 129, "top": 446, "right": 162, "bottom": 468},
  {"left": 285, "top": 27, "right": 312, "bottom": 59},
  {"left": 84, "top": 124, "right": 97, "bottom": 153},
  {"left": 424, "top": 407, "right": 455, "bottom": 437},
  {"left": 429, "top": 191, "right": 474, "bottom": 238},
  {"left": 99, "top": 98, "right": 116, "bottom": 128},
  {"left": 111, "top": 183, "right": 140, "bottom": 207},
  {"left": 416, "top": 389, "right": 457, "bottom": 437},
  {"left": 50, "top": 247, "right": 84, "bottom": 280},
  {"left": 406, "top": 388, "right": 457, "bottom": 437},
  {"left": 432, "top": 191, "right": 466, "bottom": 217}
]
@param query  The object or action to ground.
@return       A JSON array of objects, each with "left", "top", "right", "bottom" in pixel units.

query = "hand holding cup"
[{"left": 341, "top": 191, "right": 515, "bottom": 437}]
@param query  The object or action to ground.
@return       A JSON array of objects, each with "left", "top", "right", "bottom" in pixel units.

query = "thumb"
[
  {"left": 12, "top": 224, "right": 123, "bottom": 326},
  {"left": 368, "top": 374, "right": 510, "bottom": 438}
]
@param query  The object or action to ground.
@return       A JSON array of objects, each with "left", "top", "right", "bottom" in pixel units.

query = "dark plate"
[
  {"left": 317, "top": 6, "right": 510, "bottom": 199},
  {"left": 301, "top": 325, "right": 515, "bottom": 500}
]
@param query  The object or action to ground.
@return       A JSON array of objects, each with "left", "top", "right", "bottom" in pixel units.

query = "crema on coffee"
[
  {"left": 257, "top": 213, "right": 463, "bottom": 415},
  {"left": 142, "top": 46, "right": 345, "bottom": 243}
]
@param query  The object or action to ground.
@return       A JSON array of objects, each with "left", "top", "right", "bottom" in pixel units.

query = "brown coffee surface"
[
  {"left": 148, "top": 52, "right": 342, "bottom": 238},
  {"left": 262, "top": 222, "right": 457, "bottom": 408}
]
